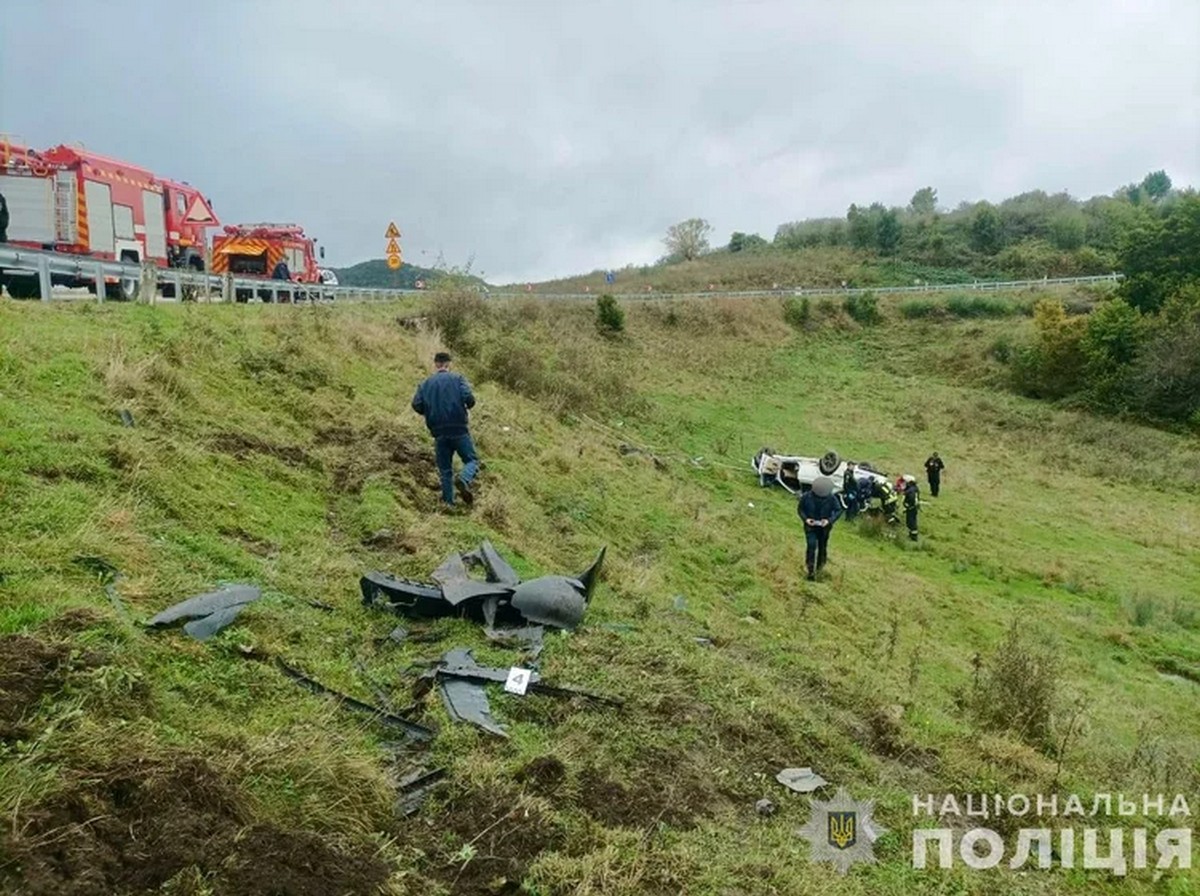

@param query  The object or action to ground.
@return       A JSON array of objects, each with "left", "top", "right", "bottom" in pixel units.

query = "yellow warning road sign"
[
  {"left": 387, "top": 255, "right": 401, "bottom": 270},
  {"left": 385, "top": 222, "right": 400, "bottom": 239},
  {"left": 386, "top": 238, "right": 400, "bottom": 255}
]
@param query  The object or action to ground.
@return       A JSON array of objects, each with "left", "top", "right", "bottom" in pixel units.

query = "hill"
[
  {"left": 333, "top": 258, "right": 487, "bottom": 290},
  {"left": 522, "top": 172, "right": 1189, "bottom": 296},
  {"left": 1, "top": 290, "right": 1198, "bottom": 894}
]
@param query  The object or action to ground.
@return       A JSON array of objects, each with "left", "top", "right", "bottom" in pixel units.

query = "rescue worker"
[
  {"left": 868, "top": 477, "right": 900, "bottom": 524},
  {"left": 0, "top": 192, "right": 9, "bottom": 242},
  {"left": 411, "top": 351, "right": 479, "bottom": 507},
  {"left": 271, "top": 258, "right": 291, "bottom": 280},
  {"left": 841, "top": 462, "right": 859, "bottom": 519},
  {"left": 903, "top": 474, "right": 920, "bottom": 540},
  {"left": 799, "top": 476, "right": 841, "bottom": 581},
  {"left": 924, "top": 452, "right": 945, "bottom": 497}
]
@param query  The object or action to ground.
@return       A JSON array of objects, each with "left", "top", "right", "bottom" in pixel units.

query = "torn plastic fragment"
[
  {"left": 277, "top": 660, "right": 434, "bottom": 741},
  {"left": 146, "top": 584, "right": 260, "bottom": 640},
  {"left": 119, "top": 409, "right": 135, "bottom": 427},
  {"left": 396, "top": 767, "right": 447, "bottom": 816},
  {"left": 183, "top": 604, "right": 247, "bottom": 641},
  {"left": 362, "top": 542, "right": 605, "bottom": 630},
  {"left": 776, "top": 767, "right": 829, "bottom": 793}
]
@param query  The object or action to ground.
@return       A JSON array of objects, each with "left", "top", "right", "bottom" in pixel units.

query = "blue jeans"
[{"left": 434, "top": 433, "right": 479, "bottom": 504}]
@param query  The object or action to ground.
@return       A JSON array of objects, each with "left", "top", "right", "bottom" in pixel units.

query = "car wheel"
[{"left": 818, "top": 450, "right": 840, "bottom": 475}]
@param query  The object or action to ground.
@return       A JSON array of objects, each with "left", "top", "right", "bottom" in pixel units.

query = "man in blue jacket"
[
  {"left": 411, "top": 351, "right": 479, "bottom": 506},
  {"left": 799, "top": 476, "right": 841, "bottom": 581}
]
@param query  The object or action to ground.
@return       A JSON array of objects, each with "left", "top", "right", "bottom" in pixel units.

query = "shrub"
[
  {"left": 595, "top": 294, "right": 625, "bottom": 334},
  {"left": 1009, "top": 299, "right": 1087, "bottom": 399},
  {"left": 971, "top": 621, "right": 1060, "bottom": 750},
  {"left": 899, "top": 299, "right": 944, "bottom": 319},
  {"left": 843, "top": 291, "right": 881, "bottom": 325},
  {"left": 426, "top": 289, "right": 487, "bottom": 356},
  {"left": 782, "top": 296, "right": 811, "bottom": 330},
  {"left": 945, "top": 294, "right": 1016, "bottom": 318},
  {"left": 1126, "top": 595, "right": 1158, "bottom": 628}
]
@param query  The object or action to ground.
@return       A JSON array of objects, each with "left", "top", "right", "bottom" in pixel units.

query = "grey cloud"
[{"left": 2, "top": 0, "right": 1196, "bottom": 283}]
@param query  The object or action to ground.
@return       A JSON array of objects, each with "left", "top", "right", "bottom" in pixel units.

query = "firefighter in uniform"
[
  {"left": 868, "top": 477, "right": 900, "bottom": 524},
  {"left": 902, "top": 475, "right": 921, "bottom": 541}
]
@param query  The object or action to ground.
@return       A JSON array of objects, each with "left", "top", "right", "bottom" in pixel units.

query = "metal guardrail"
[
  {"left": 0, "top": 246, "right": 419, "bottom": 303},
  {"left": 1, "top": 244, "right": 1123, "bottom": 304}
]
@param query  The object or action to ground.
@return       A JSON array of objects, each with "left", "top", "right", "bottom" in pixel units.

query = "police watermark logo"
[{"left": 798, "top": 787, "right": 887, "bottom": 875}]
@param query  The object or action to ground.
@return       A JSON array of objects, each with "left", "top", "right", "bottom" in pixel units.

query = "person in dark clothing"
[
  {"left": 411, "top": 351, "right": 479, "bottom": 506},
  {"left": 841, "top": 462, "right": 859, "bottom": 520},
  {"left": 924, "top": 452, "right": 944, "bottom": 497},
  {"left": 903, "top": 475, "right": 920, "bottom": 541},
  {"left": 799, "top": 476, "right": 841, "bottom": 580},
  {"left": 271, "top": 258, "right": 291, "bottom": 280},
  {"left": 0, "top": 192, "right": 9, "bottom": 242}
]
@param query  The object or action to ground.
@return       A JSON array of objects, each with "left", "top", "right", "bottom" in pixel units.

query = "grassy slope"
[
  {"left": 522, "top": 248, "right": 1004, "bottom": 295},
  {"left": 0, "top": 293, "right": 1197, "bottom": 895}
]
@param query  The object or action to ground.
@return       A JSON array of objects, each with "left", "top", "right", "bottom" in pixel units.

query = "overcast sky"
[{"left": 3, "top": 1, "right": 1197, "bottom": 283}]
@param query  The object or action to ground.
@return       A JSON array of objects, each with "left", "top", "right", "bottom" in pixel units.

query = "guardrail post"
[
  {"left": 94, "top": 262, "right": 105, "bottom": 303},
  {"left": 171, "top": 271, "right": 183, "bottom": 302},
  {"left": 140, "top": 261, "right": 157, "bottom": 305},
  {"left": 37, "top": 254, "right": 52, "bottom": 302},
  {"left": 222, "top": 273, "right": 233, "bottom": 304}
]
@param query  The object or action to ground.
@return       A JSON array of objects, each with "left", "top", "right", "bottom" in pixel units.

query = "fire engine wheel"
[
  {"left": 106, "top": 278, "right": 139, "bottom": 302},
  {"left": 5, "top": 275, "right": 42, "bottom": 300},
  {"left": 106, "top": 256, "right": 140, "bottom": 301}
]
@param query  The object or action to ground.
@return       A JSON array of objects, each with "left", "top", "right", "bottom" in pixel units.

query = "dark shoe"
[
  {"left": 455, "top": 476, "right": 474, "bottom": 505},
  {"left": 806, "top": 569, "right": 816, "bottom": 581}
]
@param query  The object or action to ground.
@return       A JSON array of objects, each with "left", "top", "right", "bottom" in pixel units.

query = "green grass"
[{"left": 0, "top": 294, "right": 1197, "bottom": 894}]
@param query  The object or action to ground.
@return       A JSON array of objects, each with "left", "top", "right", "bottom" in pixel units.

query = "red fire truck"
[
  {"left": 0, "top": 140, "right": 219, "bottom": 299},
  {"left": 210, "top": 223, "right": 325, "bottom": 302}
]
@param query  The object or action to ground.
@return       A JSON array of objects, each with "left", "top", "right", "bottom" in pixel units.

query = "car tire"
[{"left": 818, "top": 451, "right": 840, "bottom": 475}]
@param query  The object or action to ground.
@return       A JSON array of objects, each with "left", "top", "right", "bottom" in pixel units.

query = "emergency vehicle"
[
  {"left": 0, "top": 139, "right": 219, "bottom": 299},
  {"left": 210, "top": 223, "right": 325, "bottom": 301}
]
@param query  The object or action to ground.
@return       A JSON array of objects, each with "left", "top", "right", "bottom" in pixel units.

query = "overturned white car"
[{"left": 752, "top": 448, "right": 891, "bottom": 496}]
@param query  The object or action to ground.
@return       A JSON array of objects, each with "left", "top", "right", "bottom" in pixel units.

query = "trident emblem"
[{"left": 827, "top": 811, "right": 857, "bottom": 850}]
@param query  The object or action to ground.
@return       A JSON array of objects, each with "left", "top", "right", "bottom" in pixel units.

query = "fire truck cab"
[
  {"left": 210, "top": 223, "right": 325, "bottom": 302},
  {"left": 0, "top": 140, "right": 219, "bottom": 299}
]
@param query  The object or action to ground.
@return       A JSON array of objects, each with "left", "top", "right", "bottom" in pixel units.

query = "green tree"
[
  {"left": 908, "top": 187, "right": 938, "bottom": 216},
  {"left": 1080, "top": 298, "right": 1146, "bottom": 410},
  {"left": 847, "top": 204, "right": 875, "bottom": 250},
  {"left": 876, "top": 208, "right": 902, "bottom": 255},
  {"left": 1050, "top": 211, "right": 1087, "bottom": 250},
  {"left": 970, "top": 203, "right": 1005, "bottom": 254},
  {"left": 663, "top": 218, "right": 713, "bottom": 261},
  {"left": 1141, "top": 170, "right": 1172, "bottom": 202},
  {"left": 1119, "top": 194, "right": 1200, "bottom": 313},
  {"left": 729, "top": 231, "right": 767, "bottom": 252}
]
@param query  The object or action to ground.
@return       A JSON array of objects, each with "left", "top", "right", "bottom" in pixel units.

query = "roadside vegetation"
[{"left": 1, "top": 277, "right": 1197, "bottom": 893}]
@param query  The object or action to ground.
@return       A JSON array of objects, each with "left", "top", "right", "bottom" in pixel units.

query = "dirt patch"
[
  {"left": 405, "top": 785, "right": 562, "bottom": 896},
  {"left": 516, "top": 756, "right": 567, "bottom": 796},
  {"left": 316, "top": 421, "right": 439, "bottom": 502},
  {"left": 0, "top": 754, "right": 389, "bottom": 896},
  {"left": 573, "top": 751, "right": 721, "bottom": 830},
  {"left": 38, "top": 608, "right": 108, "bottom": 638},
  {"left": 210, "top": 431, "right": 315, "bottom": 468},
  {"left": 0, "top": 636, "right": 72, "bottom": 739},
  {"left": 215, "top": 825, "right": 389, "bottom": 896}
]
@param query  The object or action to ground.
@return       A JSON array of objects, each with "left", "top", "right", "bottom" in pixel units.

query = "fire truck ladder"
[{"left": 54, "top": 170, "right": 77, "bottom": 244}]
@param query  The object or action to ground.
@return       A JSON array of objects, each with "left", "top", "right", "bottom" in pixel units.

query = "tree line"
[{"left": 664, "top": 170, "right": 1185, "bottom": 281}]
